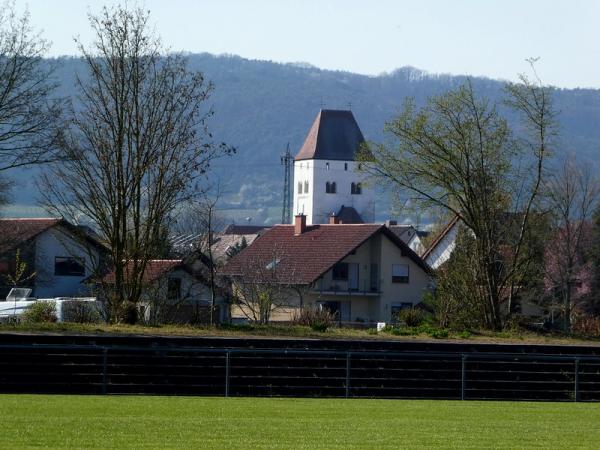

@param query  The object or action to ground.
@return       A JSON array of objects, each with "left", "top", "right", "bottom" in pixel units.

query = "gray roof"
[
  {"left": 295, "top": 110, "right": 366, "bottom": 161},
  {"left": 222, "top": 224, "right": 270, "bottom": 235},
  {"left": 336, "top": 205, "right": 364, "bottom": 224}
]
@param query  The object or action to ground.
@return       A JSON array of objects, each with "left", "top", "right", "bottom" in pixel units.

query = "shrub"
[
  {"left": 573, "top": 316, "right": 600, "bottom": 337},
  {"left": 292, "top": 307, "right": 336, "bottom": 332},
  {"left": 21, "top": 301, "right": 57, "bottom": 323},
  {"left": 429, "top": 329, "right": 449, "bottom": 339},
  {"left": 398, "top": 307, "right": 424, "bottom": 327},
  {"left": 458, "top": 330, "right": 472, "bottom": 339},
  {"left": 62, "top": 300, "right": 101, "bottom": 324}
]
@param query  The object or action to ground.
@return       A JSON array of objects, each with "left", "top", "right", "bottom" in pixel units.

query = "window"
[
  {"left": 167, "top": 277, "right": 181, "bottom": 300},
  {"left": 356, "top": 183, "right": 362, "bottom": 194},
  {"left": 392, "top": 264, "right": 409, "bottom": 283},
  {"left": 54, "top": 257, "right": 85, "bottom": 276},
  {"left": 351, "top": 182, "right": 355, "bottom": 194},
  {"left": 304, "top": 181, "right": 309, "bottom": 193},
  {"left": 331, "top": 182, "right": 336, "bottom": 193},
  {"left": 358, "top": 163, "right": 362, "bottom": 170},
  {"left": 297, "top": 182, "right": 302, "bottom": 194},
  {"left": 344, "top": 163, "right": 348, "bottom": 171},
  {"left": 332, "top": 262, "right": 349, "bottom": 280},
  {"left": 351, "top": 182, "right": 361, "bottom": 195},
  {"left": 326, "top": 162, "right": 330, "bottom": 171},
  {"left": 326, "top": 182, "right": 336, "bottom": 194}
]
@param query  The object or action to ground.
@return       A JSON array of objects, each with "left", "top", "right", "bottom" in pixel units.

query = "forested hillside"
[{"left": 8, "top": 53, "right": 600, "bottom": 224}]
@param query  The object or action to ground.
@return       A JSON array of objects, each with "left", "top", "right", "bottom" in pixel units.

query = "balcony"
[{"left": 310, "top": 278, "right": 381, "bottom": 297}]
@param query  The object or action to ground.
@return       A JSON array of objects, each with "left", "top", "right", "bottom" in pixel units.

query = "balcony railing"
[{"left": 311, "top": 278, "right": 381, "bottom": 296}]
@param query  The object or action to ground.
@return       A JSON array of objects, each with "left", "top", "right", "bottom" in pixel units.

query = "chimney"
[
  {"left": 385, "top": 220, "right": 397, "bottom": 227},
  {"left": 328, "top": 213, "right": 340, "bottom": 225},
  {"left": 294, "top": 214, "right": 307, "bottom": 235}
]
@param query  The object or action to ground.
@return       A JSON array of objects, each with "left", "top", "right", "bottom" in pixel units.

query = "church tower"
[{"left": 292, "top": 109, "right": 375, "bottom": 225}]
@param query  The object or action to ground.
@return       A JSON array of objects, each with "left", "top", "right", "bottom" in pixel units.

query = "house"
[
  {"left": 386, "top": 222, "right": 427, "bottom": 255},
  {"left": 210, "top": 224, "right": 270, "bottom": 264},
  {"left": 421, "top": 215, "right": 461, "bottom": 269},
  {"left": 170, "top": 224, "right": 270, "bottom": 264},
  {"left": 221, "top": 214, "right": 433, "bottom": 324},
  {"left": 293, "top": 109, "right": 375, "bottom": 225},
  {"left": 102, "top": 258, "right": 228, "bottom": 323},
  {"left": 0, "top": 218, "right": 106, "bottom": 299}
]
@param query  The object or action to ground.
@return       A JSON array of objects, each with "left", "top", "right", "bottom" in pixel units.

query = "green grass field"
[{"left": 1, "top": 395, "right": 599, "bottom": 449}]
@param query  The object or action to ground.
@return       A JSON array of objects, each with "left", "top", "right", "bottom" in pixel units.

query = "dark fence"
[{"left": 0, "top": 342, "right": 599, "bottom": 401}]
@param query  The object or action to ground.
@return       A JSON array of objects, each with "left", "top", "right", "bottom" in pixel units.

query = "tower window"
[
  {"left": 326, "top": 162, "right": 329, "bottom": 171},
  {"left": 297, "top": 182, "right": 302, "bottom": 194},
  {"left": 304, "top": 181, "right": 309, "bottom": 193},
  {"left": 344, "top": 163, "right": 348, "bottom": 171}
]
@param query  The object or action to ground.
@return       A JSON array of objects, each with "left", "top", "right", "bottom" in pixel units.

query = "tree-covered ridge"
[{"left": 12, "top": 53, "right": 600, "bottom": 224}]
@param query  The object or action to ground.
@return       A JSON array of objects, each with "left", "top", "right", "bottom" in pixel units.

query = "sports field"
[{"left": 1, "top": 395, "right": 598, "bottom": 449}]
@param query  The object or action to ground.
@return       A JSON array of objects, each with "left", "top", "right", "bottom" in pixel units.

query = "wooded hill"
[{"left": 10, "top": 53, "right": 600, "bottom": 224}]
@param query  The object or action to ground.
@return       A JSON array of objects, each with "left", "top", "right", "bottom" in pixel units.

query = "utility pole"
[{"left": 281, "top": 143, "right": 292, "bottom": 224}]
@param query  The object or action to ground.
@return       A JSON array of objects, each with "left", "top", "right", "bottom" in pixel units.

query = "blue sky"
[{"left": 16, "top": 0, "right": 600, "bottom": 88}]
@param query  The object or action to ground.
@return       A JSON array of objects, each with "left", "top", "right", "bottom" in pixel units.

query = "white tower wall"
[{"left": 292, "top": 159, "right": 374, "bottom": 224}]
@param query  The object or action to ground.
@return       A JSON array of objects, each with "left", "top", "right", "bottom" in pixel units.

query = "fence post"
[
  {"left": 574, "top": 358, "right": 580, "bottom": 402},
  {"left": 345, "top": 352, "right": 351, "bottom": 399},
  {"left": 225, "top": 351, "right": 230, "bottom": 398},
  {"left": 461, "top": 354, "right": 467, "bottom": 400},
  {"left": 102, "top": 347, "right": 108, "bottom": 395}
]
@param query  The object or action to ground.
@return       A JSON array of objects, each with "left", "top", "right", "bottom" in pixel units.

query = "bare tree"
[
  {"left": 543, "top": 157, "right": 600, "bottom": 332},
  {"left": 191, "top": 187, "right": 225, "bottom": 325},
  {"left": 361, "top": 73, "right": 555, "bottom": 330},
  {"left": 39, "top": 5, "right": 232, "bottom": 323},
  {"left": 172, "top": 184, "right": 228, "bottom": 325},
  {"left": 0, "top": 1, "right": 63, "bottom": 171},
  {"left": 229, "top": 245, "right": 300, "bottom": 324}
]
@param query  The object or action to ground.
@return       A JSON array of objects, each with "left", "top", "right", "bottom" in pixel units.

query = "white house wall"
[
  {"left": 34, "top": 227, "right": 100, "bottom": 298},
  {"left": 425, "top": 225, "right": 458, "bottom": 270},
  {"left": 305, "top": 233, "right": 432, "bottom": 323}
]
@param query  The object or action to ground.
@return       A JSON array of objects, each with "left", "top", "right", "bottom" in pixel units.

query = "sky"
[{"left": 14, "top": 0, "right": 600, "bottom": 89}]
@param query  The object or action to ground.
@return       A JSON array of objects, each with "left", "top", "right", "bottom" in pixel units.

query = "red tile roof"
[
  {"left": 103, "top": 260, "right": 184, "bottom": 284},
  {"left": 221, "top": 224, "right": 431, "bottom": 285},
  {"left": 0, "top": 218, "right": 61, "bottom": 253}
]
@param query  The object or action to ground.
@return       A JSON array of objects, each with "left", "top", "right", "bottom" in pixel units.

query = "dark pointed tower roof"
[{"left": 295, "top": 109, "right": 366, "bottom": 161}]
